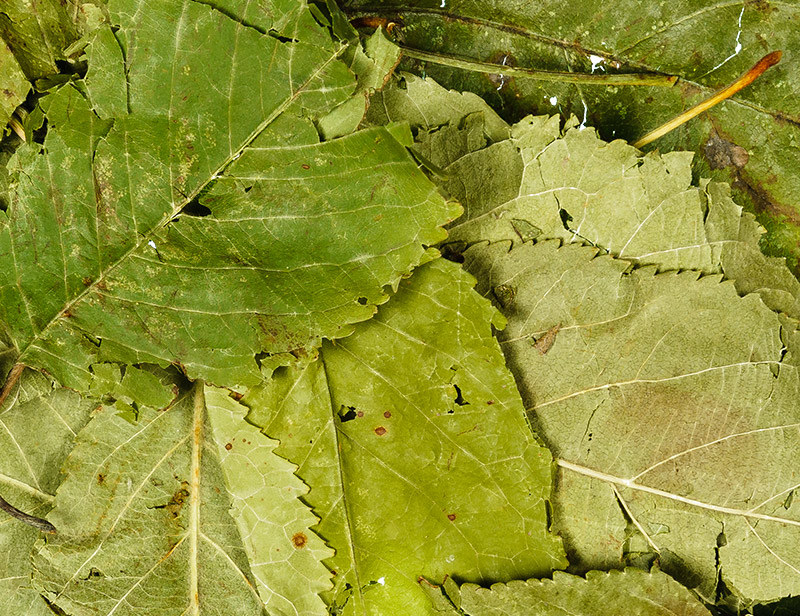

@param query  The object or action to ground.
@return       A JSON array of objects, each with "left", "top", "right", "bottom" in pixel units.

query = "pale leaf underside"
[{"left": 463, "top": 240, "right": 800, "bottom": 602}]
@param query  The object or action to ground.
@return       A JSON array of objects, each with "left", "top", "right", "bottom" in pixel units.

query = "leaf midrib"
[{"left": 558, "top": 458, "right": 800, "bottom": 527}]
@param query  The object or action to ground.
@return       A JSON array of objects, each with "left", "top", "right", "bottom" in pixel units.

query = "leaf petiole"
[
  {"left": 398, "top": 46, "right": 679, "bottom": 86},
  {"left": 633, "top": 51, "right": 782, "bottom": 148}
]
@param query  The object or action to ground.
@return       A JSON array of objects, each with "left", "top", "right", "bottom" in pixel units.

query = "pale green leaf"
[
  {"left": 205, "top": 385, "right": 333, "bottom": 616},
  {"left": 439, "top": 567, "right": 712, "bottom": 616},
  {"left": 462, "top": 240, "right": 800, "bottom": 603},
  {"left": 0, "top": 0, "right": 457, "bottom": 389},
  {"left": 373, "top": 84, "right": 800, "bottom": 317},
  {"left": 244, "top": 258, "right": 567, "bottom": 616},
  {"left": 0, "top": 369, "right": 96, "bottom": 615},
  {"left": 366, "top": 72, "right": 510, "bottom": 144}
]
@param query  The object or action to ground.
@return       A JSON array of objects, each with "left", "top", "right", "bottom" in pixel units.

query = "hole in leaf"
[
  {"left": 558, "top": 207, "right": 573, "bottom": 230},
  {"left": 357, "top": 296, "right": 368, "bottom": 305},
  {"left": 440, "top": 243, "right": 466, "bottom": 263},
  {"left": 180, "top": 199, "right": 212, "bottom": 217},
  {"left": 244, "top": 185, "right": 253, "bottom": 193},
  {"left": 339, "top": 406, "right": 357, "bottom": 422},
  {"left": 268, "top": 30, "right": 298, "bottom": 43},
  {"left": 453, "top": 383, "right": 468, "bottom": 406}
]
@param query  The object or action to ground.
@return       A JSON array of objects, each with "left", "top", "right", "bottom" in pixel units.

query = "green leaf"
[
  {"left": 0, "top": 369, "right": 96, "bottom": 615},
  {"left": 0, "top": 0, "right": 457, "bottom": 389},
  {"left": 0, "top": 39, "right": 28, "bottom": 129},
  {"left": 462, "top": 239, "right": 800, "bottom": 604},
  {"left": 32, "top": 380, "right": 334, "bottom": 615},
  {"left": 0, "top": 0, "right": 81, "bottom": 81},
  {"left": 244, "top": 258, "right": 567, "bottom": 615},
  {"left": 433, "top": 567, "right": 713, "bottom": 616},
  {"left": 318, "top": 27, "right": 403, "bottom": 140},
  {"left": 341, "top": 0, "right": 800, "bottom": 273}
]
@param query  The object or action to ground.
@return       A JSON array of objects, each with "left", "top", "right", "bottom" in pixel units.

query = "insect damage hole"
[{"left": 180, "top": 198, "right": 212, "bottom": 217}]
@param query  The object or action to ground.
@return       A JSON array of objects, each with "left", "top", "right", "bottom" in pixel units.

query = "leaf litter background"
[{"left": 0, "top": 1, "right": 799, "bottom": 615}]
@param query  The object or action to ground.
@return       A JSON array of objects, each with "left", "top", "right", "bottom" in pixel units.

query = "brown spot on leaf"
[
  {"left": 447, "top": 513, "right": 457, "bottom": 521},
  {"left": 97, "top": 473, "right": 105, "bottom": 485},
  {"left": 357, "top": 411, "right": 364, "bottom": 418},
  {"left": 532, "top": 323, "right": 562, "bottom": 355},
  {"left": 374, "top": 426, "right": 387, "bottom": 436},
  {"left": 301, "top": 164, "right": 310, "bottom": 169},
  {"left": 224, "top": 443, "right": 232, "bottom": 451},
  {"left": 383, "top": 411, "right": 392, "bottom": 418},
  {"left": 158, "top": 482, "right": 191, "bottom": 519},
  {"left": 292, "top": 532, "right": 308, "bottom": 548},
  {"left": 704, "top": 133, "right": 749, "bottom": 170}
]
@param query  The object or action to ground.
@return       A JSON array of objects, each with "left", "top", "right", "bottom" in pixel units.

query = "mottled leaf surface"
[
  {"left": 0, "top": 0, "right": 457, "bottom": 389},
  {"left": 32, "top": 380, "right": 330, "bottom": 615},
  {"left": 463, "top": 240, "right": 800, "bottom": 603},
  {"left": 0, "top": 370, "right": 96, "bottom": 615},
  {"left": 245, "top": 258, "right": 567, "bottom": 616},
  {"left": 0, "top": 0, "right": 81, "bottom": 80},
  {"left": 0, "top": 40, "right": 28, "bottom": 129}
]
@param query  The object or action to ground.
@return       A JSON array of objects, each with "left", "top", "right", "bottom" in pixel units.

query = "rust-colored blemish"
[
  {"left": 486, "top": 400, "right": 495, "bottom": 405},
  {"left": 533, "top": 323, "right": 561, "bottom": 355},
  {"left": 224, "top": 443, "right": 232, "bottom": 451},
  {"left": 292, "top": 532, "right": 308, "bottom": 548},
  {"left": 374, "top": 426, "right": 387, "bottom": 436},
  {"left": 357, "top": 411, "right": 364, "bottom": 418},
  {"left": 97, "top": 473, "right": 105, "bottom": 484},
  {"left": 301, "top": 164, "right": 310, "bottom": 169},
  {"left": 447, "top": 513, "right": 457, "bottom": 521},
  {"left": 383, "top": 411, "right": 392, "bottom": 418},
  {"left": 164, "top": 483, "right": 190, "bottom": 519}
]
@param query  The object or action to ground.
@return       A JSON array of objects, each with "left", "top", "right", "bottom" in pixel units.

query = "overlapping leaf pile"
[{"left": 1, "top": 1, "right": 799, "bottom": 615}]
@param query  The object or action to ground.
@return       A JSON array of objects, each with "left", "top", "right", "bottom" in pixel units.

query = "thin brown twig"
[
  {"left": 0, "top": 495, "right": 56, "bottom": 533},
  {"left": 0, "top": 363, "right": 23, "bottom": 410}
]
